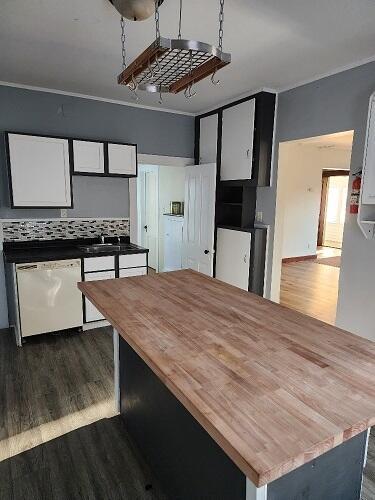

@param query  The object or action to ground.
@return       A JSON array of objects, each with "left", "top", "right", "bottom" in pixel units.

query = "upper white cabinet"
[
  {"left": 220, "top": 99, "right": 255, "bottom": 181},
  {"left": 199, "top": 114, "right": 218, "bottom": 164},
  {"left": 108, "top": 143, "right": 137, "bottom": 176},
  {"left": 6, "top": 133, "right": 72, "bottom": 208},
  {"left": 73, "top": 140, "right": 104, "bottom": 175},
  {"left": 215, "top": 228, "right": 251, "bottom": 291},
  {"left": 361, "top": 95, "right": 375, "bottom": 204}
]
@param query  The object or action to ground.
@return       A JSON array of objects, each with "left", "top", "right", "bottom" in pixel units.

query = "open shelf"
[{"left": 216, "top": 182, "right": 256, "bottom": 230}]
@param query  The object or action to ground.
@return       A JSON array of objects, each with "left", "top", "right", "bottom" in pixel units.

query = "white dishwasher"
[{"left": 16, "top": 259, "right": 83, "bottom": 337}]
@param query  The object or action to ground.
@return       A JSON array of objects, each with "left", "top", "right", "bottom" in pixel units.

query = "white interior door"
[
  {"left": 139, "top": 165, "right": 159, "bottom": 270},
  {"left": 183, "top": 164, "right": 216, "bottom": 276}
]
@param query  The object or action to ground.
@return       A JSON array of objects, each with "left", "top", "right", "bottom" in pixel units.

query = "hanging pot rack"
[{"left": 113, "top": 0, "right": 231, "bottom": 100}]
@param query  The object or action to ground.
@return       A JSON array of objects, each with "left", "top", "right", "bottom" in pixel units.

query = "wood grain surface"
[{"left": 79, "top": 270, "right": 375, "bottom": 487}]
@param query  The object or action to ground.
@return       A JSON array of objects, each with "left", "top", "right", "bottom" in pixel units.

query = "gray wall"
[
  {"left": 0, "top": 85, "right": 194, "bottom": 328},
  {"left": 259, "top": 61, "right": 375, "bottom": 340}
]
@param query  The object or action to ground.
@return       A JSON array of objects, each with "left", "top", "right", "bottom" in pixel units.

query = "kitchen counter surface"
[
  {"left": 3, "top": 239, "right": 148, "bottom": 264},
  {"left": 78, "top": 269, "right": 375, "bottom": 487}
]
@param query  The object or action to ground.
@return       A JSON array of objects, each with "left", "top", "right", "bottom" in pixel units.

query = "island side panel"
[
  {"left": 119, "top": 336, "right": 247, "bottom": 500},
  {"left": 267, "top": 430, "right": 367, "bottom": 500}
]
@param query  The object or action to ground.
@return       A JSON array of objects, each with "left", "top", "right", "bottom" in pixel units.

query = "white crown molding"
[
  {"left": 277, "top": 54, "right": 375, "bottom": 93},
  {"left": 0, "top": 80, "right": 195, "bottom": 117}
]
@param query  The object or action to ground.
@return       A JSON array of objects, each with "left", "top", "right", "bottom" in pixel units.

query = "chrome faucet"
[{"left": 100, "top": 235, "right": 105, "bottom": 244}]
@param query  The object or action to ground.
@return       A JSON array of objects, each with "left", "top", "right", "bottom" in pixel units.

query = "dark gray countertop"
[{"left": 3, "top": 237, "right": 149, "bottom": 264}]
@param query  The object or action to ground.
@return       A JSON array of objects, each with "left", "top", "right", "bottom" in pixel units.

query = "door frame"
[
  {"left": 137, "top": 164, "right": 160, "bottom": 272},
  {"left": 129, "top": 154, "right": 194, "bottom": 247},
  {"left": 317, "top": 170, "right": 350, "bottom": 247}
]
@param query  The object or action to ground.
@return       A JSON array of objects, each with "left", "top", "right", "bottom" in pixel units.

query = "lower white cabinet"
[
  {"left": 164, "top": 215, "right": 184, "bottom": 272},
  {"left": 119, "top": 267, "right": 147, "bottom": 278},
  {"left": 215, "top": 228, "right": 251, "bottom": 291},
  {"left": 119, "top": 253, "right": 147, "bottom": 268},
  {"left": 84, "top": 270, "right": 115, "bottom": 322}
]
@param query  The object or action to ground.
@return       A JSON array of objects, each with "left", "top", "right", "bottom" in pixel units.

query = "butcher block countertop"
[{"left": 78, "top": 270, "right": 375, "bottom": 487}]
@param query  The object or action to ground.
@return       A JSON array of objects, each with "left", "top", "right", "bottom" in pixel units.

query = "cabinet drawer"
[
  {"left": 84, "top": 256, "right": 115, "bottom": 272},
  {"left": 119, "top": 253, "right": 147, "bottom": 269},
  {"left": 119, "top": 267, "right": 147, "bottom": 278},
  {"left": 84, "top": 270, "right": 115, "bottom": 322}
]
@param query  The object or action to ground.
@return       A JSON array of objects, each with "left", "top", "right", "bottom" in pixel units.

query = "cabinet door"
[
  {"left": 73, "top": 140, "right": 104, "bottom": 175},
  {"left": 220, "top": 100, "right": 255, "bottom": 181},
  {"left": 119, "top": 268, "right": 147, "bottom": 278},
  {"left": 84, "top": 270, "right": 115, "bottom": 322},
  {"left": 164, "top": 217, "right": 184, "bottom": 272},
  {"left": 199, "top": 114, "right": 218, "bottom": 164},
  {"left": 362, "top": 98, "right": 375, "bottom": 204},
  {"left": 7, "top": 133, "right": 72, "bottom": 207},
  {"left": 108, "top": 143, "right": 137, "bottom": 176},
  {"left": 215, "top": 228, "right": 251, "bottom": 290}
]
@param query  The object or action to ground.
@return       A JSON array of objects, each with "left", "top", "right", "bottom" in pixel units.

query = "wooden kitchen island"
[{"left": 79, "top": 270, "right": 375, "bottom": 500}]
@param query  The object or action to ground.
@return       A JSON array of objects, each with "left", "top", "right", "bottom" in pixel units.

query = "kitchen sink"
[
  {"left": 78, "top": 243, "right": 138, "bottom": 253},
  {"left": 78, "top": 243, "right": 121, "bottom": 253}
]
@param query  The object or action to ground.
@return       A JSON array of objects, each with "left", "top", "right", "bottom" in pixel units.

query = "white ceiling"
[{"left": 1, "top": 0, "right": 375, "bottom": 114}]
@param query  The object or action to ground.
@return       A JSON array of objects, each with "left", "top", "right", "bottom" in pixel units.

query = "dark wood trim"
[
  {"left": 322, "top": 169, "right": 350, "bottom": 178},
  {"left": 317, "top": 176, "right": 329, "bottom": 247},
  {"left": 282, "top": 254, "right": 317, "bottom": 263}
]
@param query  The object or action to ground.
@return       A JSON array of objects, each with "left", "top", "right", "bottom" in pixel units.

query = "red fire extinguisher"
[{"left": 350, "top": 172, "right": 362, "bottom": 214}]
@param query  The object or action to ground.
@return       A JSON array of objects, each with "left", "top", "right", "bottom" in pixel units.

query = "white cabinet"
[
  {"left": 199, "top": 114, "right": 218, "bottom": 164},
  {"left": 119, "top": 268, "right": 147, "bottom": 278},
  {"left": 108, "top": 143, "right": 137, "bottom": 176},
  {"left": 84, "top": 270, "right": 115, "bottom": 322},
  {"left": 84, "top": 256, "right": 115, "bottom": 272},
  {"left": 118, "top": 253, "right": 147, "bottom": 269},
  {"left": 215, "top": 228, "right": 251, "bottom": 291},
  {"left": 7, "top": 133, "right": 72, "bottom": 207},
  {"left": 220, "top": 99, "right": 255, "bottom": 181},
  {"left": 163, "top": 215, "right": 184, "bottom": 272},
  {"left": 73, "top": 140, "right": 104, "bottom": 175},
  {"left": 362, "top": 96, "right": 375, "bottom": 204}
]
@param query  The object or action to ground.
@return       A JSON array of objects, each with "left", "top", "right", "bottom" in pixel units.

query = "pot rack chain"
[
  {"left": 117, "top": 0, "right": 230, "bottom": 102},
  {"left": 211, "top": 0, "right": 225, "bottom": 85},
  {"left": 120, "top": 16, "right": 127, "bottom": 70},
  {"left": 154, "top": 0, "right": 161, "bottom": 40}
]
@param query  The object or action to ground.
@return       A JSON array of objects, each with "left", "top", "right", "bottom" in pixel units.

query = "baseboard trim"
[{"left": 282, "top": 254, "right": 317, "bottom": 263}]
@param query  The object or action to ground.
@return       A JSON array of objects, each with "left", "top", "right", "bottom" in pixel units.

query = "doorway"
[
  {"left": 137, "top": 164, "right": 186, "bottom": 274},
  {"left": 272, "top": 131, "right": 354, "bottom": 325}
]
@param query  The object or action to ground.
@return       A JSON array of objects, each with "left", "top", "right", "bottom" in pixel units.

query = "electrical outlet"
[
  {"left": 60, "top": 209, "right": 68, "bottom": 218},
  {"left": 255, "top": 211, "right": 263, "bottom": 223}
]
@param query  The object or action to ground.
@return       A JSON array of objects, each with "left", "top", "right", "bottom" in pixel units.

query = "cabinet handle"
[
  {"left": 246, "top": 149, "right": 250, "bottom": 158},
  {"left": 244, "top": 254, "right": 247, "bottom": 263},
  {"left": 204, "top": 249, "right": 210, "bottom": 255}
]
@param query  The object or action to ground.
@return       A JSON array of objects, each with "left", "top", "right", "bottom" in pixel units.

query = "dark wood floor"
[
  {"left": 0, "top": 326, "right": 374, "bottom": 499},
  {"left": 0, "top": 328, "right": 166, "bottom": 499}
]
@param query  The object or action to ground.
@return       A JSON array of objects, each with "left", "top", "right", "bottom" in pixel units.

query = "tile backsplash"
[{"left": 2, "top": 218, "right": 130, "bottom": 242}]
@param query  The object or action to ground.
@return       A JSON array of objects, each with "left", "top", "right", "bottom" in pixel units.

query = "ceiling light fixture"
[{"left": 110, "top": 0, "right": 231, "bottom": 102}]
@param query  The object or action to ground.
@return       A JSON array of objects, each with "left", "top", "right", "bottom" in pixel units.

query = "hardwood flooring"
[
  {"left": 0, "top": 328, "right": 166, "bottom": 499},
  {"left": 280, "top": 259, "right": 340, "bottom": 325}
]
